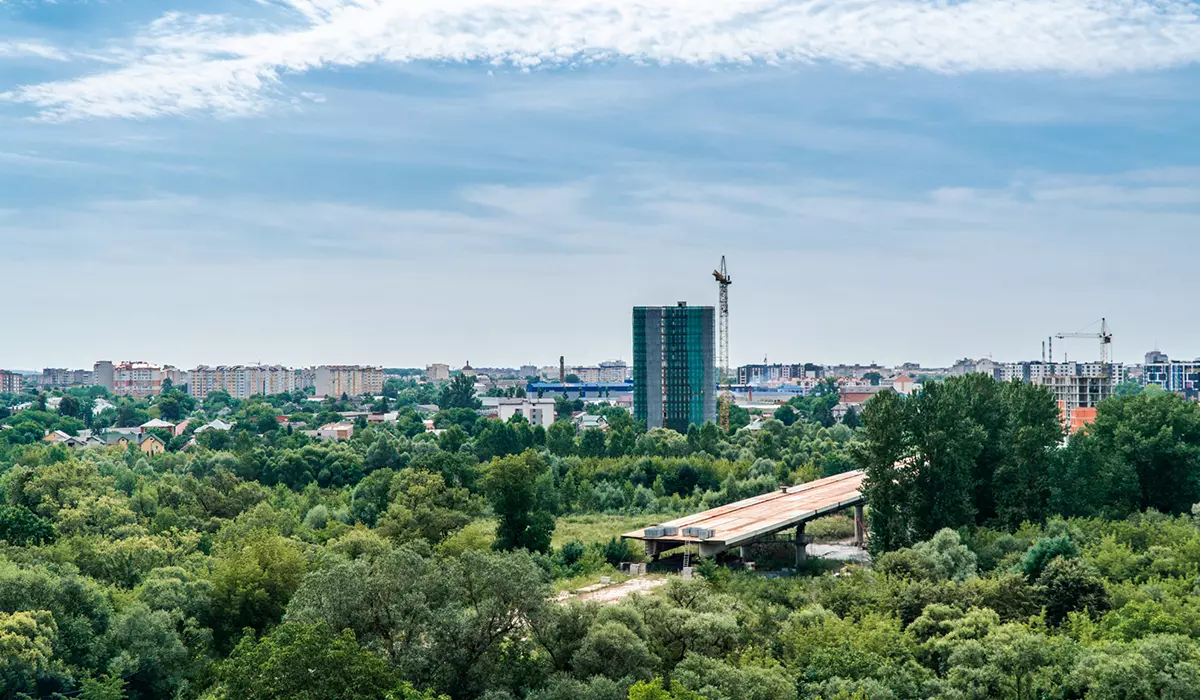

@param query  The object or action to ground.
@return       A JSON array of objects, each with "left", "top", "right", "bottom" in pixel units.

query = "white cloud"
[
  {"left": 0, "top": 40, "right": 68, "bottom": 61},
  {"left": 4, "top": 0, "right": 1200, "bottom": 120}
]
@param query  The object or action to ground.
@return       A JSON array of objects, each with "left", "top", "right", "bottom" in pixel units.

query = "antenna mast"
[{"left": 713, "top": 257, "right": 733, "bottom": 432}]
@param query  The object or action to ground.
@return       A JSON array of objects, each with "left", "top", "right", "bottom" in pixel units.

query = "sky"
[{"left": 1, "top": 0, "right": 1199, "bottom": 371}]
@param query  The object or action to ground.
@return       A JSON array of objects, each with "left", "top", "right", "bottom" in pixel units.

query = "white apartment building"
[
  {"left": 568, "top": 361, "right": 629, "bottom": 384},
  {"left": 112, "top": 362, "right": 165, "bottom": 398},
  {"left": 425, "top": 363, "right": 450, "bottom": 383},
  {"left": 498, "top": 398, "right": 556, "bottom": 429},
  {"left": 315, "top": 365, "right": 384, "bottom": 398},
  {"left": 190, "top": 365, "right": 299, "bottom": 399}
]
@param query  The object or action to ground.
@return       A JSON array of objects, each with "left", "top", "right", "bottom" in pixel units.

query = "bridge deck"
[{"left": 622, "top": 469, "right": 865, "bottom": 552}]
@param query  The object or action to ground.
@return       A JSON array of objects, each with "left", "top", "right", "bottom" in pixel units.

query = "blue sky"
[{"left": 2, "top": 0, "right": 1199, "bottom": 370}]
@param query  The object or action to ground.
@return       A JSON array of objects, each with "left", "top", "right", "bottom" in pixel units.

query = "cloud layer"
[{"left": 4, "top": 0, "right": 1200, "bottom": 120}]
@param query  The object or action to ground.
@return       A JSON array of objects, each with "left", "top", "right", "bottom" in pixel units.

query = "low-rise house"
[
  {"left": 173, "top": 419, "right": 193, "bottom": 437},
  {"left": 104, "top": 433, "right": 134, "bottom": 448},
  {"left": 574, "top": 414, "right": 610, "bottom": 432},
  {"left": 139, "top": 434, "right": 166, "bottom": 455},
  {"left": 194, "top": 419, "right": 233, "bottom": 433},
  {"left": 314, "top": 422, "right": 354, "bottom": 441},
  {"left": 140, "top": 418, "right": 176, "bottom": 435},
  {"left": 44, "top": 430, "right": 74, "bottom": 444}
]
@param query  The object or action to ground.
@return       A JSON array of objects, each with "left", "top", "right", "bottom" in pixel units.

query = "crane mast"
[{"left": 713, "top": 257, "right": 732, "bottom": 432}]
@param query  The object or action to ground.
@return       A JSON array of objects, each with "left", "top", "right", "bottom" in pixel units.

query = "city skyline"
[{"left": 2, "top": 0, "right": 1198, "bottom": 370}]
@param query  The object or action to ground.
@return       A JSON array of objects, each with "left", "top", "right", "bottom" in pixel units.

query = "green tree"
[
  {"left": 1084, "top": 393, "right": 1200, "bottom": 514},
  {"left": 841, "top": 406, "right": 861, "bottom": 429},
  {"left": 287, "top": 548, "right": 549, "bottom": 699},
  {"left": 855, "top": 391, "right": 912, "bottom": 553},
  {"left": 0, "top": 609, "right": 57, "bottom": 696},
  {"left": 579, "top": 429, "right": 607, "bottom": 459},
  {"left": 377, "top": 470, "right": 479, "bottom": 544},
  {"left": 565, "top": 374, "right": 582, "bottom": 384},
  {"left": 547, "top": 421, "right": 576, "bottom": 457},
  {"left": 911, "top": 528, "right": 977, "bottom": 581},
  {"left": 439, "top": 373, "right": 482, "bottom": 411},
  {"left": 572, "top": 621, "right": 655, "bottom": 681},
  {"left": 993, "top": 380, "right": 1063, "bottom": 527},
  {"left": 0, "top": 504, "right": 56, "bottom": 546},
  {"left": 773, "top": 404, "right": 798, "bottom": 427},
  {"left": 1038, "top": 557, "right": 1109, "bottom": 626},
  {"left": 485, "top": 451, "right": 555, "bottom": 553},
  {"left": 210, "top": 534, "right": 307, "bottom": 649},
  {"left": 215, "top": 622, "right": 409, "bottom": 700},
  {"left": 863, "top": 372, "right": 883, "bottom": 386},
  {"left": 907, "top": 380, "right": 982, "bottom": 539},
  {"left": 58, "top": 393, "right": 81, "bottom": 419}
]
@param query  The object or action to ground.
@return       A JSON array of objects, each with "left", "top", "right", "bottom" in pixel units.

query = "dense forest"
[{"left": 2, "top": 372, "right": 1200, "bottom": 699}]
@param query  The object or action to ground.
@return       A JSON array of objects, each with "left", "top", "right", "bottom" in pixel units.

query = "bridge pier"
[
  {"left": 795, "top": 523, "right": 808, "bottom": 568},
  {"left": 854, "top": 504, "right": 865, "bottom": 547}
]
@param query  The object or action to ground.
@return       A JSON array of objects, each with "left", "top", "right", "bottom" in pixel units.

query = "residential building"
[
  {"left": 497, "top": 398, "right": 556, "bottom": 429},
  {"left": 599, "top": 360, "right": 630, "bottom": 383},
  {"left": 163, "top": 366, "right": 190, "bottom": 389},
  {"left": 314, "top": 365, "right": 384, "bottom": 398},
  {"left": 139, "top": 434, "right": 167, "bottom": 456},
  {"left": 195, "top": 419, "right": 233, "bottom": 433},
  {"left": 0, "top": 370, "right": 23, "bottom": 395},
  {"left": 737, "top": 363, "right": 809, "bottom": 385},
  {"left": 190, "top": 365, "right": 298, "bottom": 399},
  {"left": 574, "top": 413, "right": 610, "bottom": 432},
  {"left": 313, "top": 422, "right": 355, "bottom": 441},
  {"left": 140, "top": 418, "right": 176, "bottom": 435},
  {"left": 40, "top": 368, "right": 93, "bottom": 388},
  {"left": 892, "top": 375, "right": 918, "bottom": 395},
  {"left": 112, "top": 362, "right": 165, "bottom": 398},
  {"left": 1146, "top": 350, "right": 1170, "bottom": 365},
  {"left": 633, "top": 302, "right": 716, "bottom": 432},
  {"left": 425, "top": 363, "right": 451, "bottom": 383},
  {"left": 825, "top": 363, "right": 886, "bottom": 380},
  {"left": 1142, "top": 357, "right": 1200, "bottom": 396},
  {"left": 93, "top": 361, "right": 115, "bottom": 391}
]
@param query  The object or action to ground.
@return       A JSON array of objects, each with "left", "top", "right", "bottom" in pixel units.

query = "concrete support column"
[
  {"left": 854, "top": 504, "right": 866, "bottom": 547},
  {"left": 795, "top": 523, "right": 808, "bottom": 568},
  {"left": 739, "top": 546, "right": 750, "bottom": 560}
]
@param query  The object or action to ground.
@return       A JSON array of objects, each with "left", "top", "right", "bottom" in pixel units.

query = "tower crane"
[
  {"left": 1054, "top": 318, "right": 1113, "bottom": 369},
  {"left": 713, "top": 257, "right": 733, "bottom": 432}
]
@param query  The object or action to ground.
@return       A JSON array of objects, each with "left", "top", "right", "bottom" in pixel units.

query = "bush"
[{"left": 1020, "top": 535, "right": 1080, "bottom": 581}]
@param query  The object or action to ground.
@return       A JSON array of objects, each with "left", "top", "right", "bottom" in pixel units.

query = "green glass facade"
[{"left": 633, "top": 303, "right": 716, "bottom": 433}]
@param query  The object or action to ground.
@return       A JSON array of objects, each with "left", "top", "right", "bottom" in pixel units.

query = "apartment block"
[
  {"left": 190, "top": 365, "right": 299, "bottom": 399},
  {"left": 425, "top": 363, "right": 451, "bottom": 383},
  {"left": 0, "top": 370, "right": 24, "bottom": 395},
  {"left": 1142, "top": 358, "right": 1200, "bottom": 395},
  {"left": 40, "top": 368, "right": 94, "bottom": 388},
  {"left": 93, "top": 361, "right": 115, "bottom": 391},
  {"left": 498, "top": 398, "right": 556, "bottom": 429},
  {"left": 112, "top": 362, "right": 165, "bottom": 398},
  {"left": 737, "top": 363, "right": 811, "bottom": 385},
  {"left": 314, "top": 365, "right": 384, "bottom": 398}
]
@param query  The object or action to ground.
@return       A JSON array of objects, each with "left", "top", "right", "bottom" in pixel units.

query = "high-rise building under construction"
[{"left": 632, "top": 303, "right": 716, "bottom": 432}]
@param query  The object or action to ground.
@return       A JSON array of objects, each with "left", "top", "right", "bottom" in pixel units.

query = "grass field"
[{"left": 551, "top": 513, "right": 676, "bottom": 548}]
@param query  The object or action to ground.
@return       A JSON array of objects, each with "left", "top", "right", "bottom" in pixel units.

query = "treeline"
[{"left": 858, "top": 373, "right": 1200, "bottom": 552}]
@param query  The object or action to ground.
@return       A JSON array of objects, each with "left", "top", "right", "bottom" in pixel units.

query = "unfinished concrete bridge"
[{"left": 622, "top": 469, "right": 866, "bottom": 565}]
